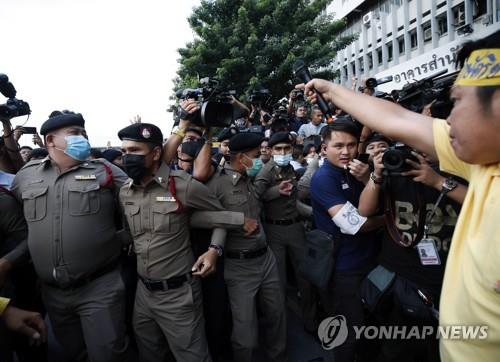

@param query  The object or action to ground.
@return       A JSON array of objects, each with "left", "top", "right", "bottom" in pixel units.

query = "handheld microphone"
[{"left": 293, "top": 60, "right": 333, "bottom": 122}]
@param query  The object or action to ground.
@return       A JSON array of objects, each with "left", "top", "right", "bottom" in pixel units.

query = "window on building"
[
  {"left": 437, "top": 13, "right": 448, "bottom": 35},
  {"left": 410, "top": 29, "right": 418, "bottom": 49},
  {"left": 351, "top": 62, "right": 355, "bottom": 75},
  {"left": 423, "top": 21, "right": 432, "bottom": 43},
  {"left": 474, "top": 0, "right": 487, "bottom": 18},
  {"left": 358, "top": 57, "right": 364, "bottom": 72},
  {"left": 367, "top": 53, "right": 373, "bottom": 70},
  {"left": 377, "top": 48, "right": 383, "bottom": 65},
  {"left": 398, "top": 36, "right": 405, "bottom": 55},
  {"left": 343, "top": 66, "right": 348, "bottom": 80},
  {"left": 453, "top": 4, "right": 465, "bottom": 26},
  {"left": 387, "top": 42, "right": 393, "bottom": 62}
]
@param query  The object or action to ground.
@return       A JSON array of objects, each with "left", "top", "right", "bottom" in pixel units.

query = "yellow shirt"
[
  {"left": 433, "top": 119, "right": 500, "bottom": 361},
  {"left": 0, "top": 297, "right": 10, "bottom": 315}
]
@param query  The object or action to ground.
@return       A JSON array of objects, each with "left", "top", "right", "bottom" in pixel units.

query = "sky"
[{"left": 0, "top": 0, "right": 200, "bottom": 147}]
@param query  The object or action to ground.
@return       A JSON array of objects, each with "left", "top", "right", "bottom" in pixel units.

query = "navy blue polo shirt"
[{"left": 310, "top": 159, "right": 379, "bottom": 271}]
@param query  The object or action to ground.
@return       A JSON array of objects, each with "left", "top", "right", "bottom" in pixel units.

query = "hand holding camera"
[{"left": 402, "top": 151, "right": 443, "bottom": 189}]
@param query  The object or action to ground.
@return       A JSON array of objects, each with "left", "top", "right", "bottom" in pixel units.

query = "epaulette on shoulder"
[
  {"left": 20, "top": 157, "right": 47, "bottom": 170},
  {"left": 170, "top": 169, "right": 191, "bottom": 180}
]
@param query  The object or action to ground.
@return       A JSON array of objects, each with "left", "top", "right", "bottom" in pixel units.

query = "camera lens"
[{"left": 382, "top": 149, "right": 404, "bottom": 171}]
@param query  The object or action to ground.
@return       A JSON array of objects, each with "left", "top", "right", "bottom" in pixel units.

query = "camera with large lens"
[
  {"left": 175, "top": 77, "right": 235, "bottom": 127},
  {"left": 382, "top": 143, "right": 418, "bottom": 175},
  {"left": 0, "top": 74, "right": 31, "bottom": 121}
]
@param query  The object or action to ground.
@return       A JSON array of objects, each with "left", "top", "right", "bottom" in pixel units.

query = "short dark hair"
[
  {"left": 322, "top": 122, "right": 360, "bottom": 144},
  {"left": 20, "top": 146, "right": 33, "bottom": 151},
  {"left": 456, "top": 30, "right": 499, "bottom": 115}
]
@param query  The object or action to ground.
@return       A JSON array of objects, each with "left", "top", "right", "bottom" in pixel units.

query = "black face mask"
[{"left": 122, "top": 154, "right": 147, "bottom": 184}]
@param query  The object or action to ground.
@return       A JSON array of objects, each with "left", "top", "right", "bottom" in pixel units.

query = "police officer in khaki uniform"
[
  {"left": 117, "top": 123, "right": 253, "bottom": 362},
  {"left": 11, "top": 111, "right": 132, "bottom": 362},
  {"left": 254, "top": 131, "right": 316, "bottom": 331},
  {"left": 207, "top": 132, "right": 287, "bottom": 362}
]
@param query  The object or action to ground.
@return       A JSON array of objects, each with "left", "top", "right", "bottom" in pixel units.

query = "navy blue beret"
[
  {"left": 229, "top": 132, "right": 264, "bottom": 153},
  {"left": 40, "top": 113, "right": 85, "bottom": 135},
  {"left": 268, "top": 131, "right": 293, "bottom": 148},
  {"left": 118, "top": 123, "right": 163, "bottom": 145}
]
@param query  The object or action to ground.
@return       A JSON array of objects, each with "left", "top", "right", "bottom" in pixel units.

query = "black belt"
[
  {"left": 265, "top": 217, "right": 301, "bottom": 226},
  {"left": 226, "top": 247, "right": 268, "bottom": 260},
  {"left": 139, "top": 273, "right": 190, "bottom": 292}
]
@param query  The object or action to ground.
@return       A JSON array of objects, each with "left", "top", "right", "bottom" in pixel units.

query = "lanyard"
[{"left": 423, "top": 189, "right": 447, "bottom": 239}]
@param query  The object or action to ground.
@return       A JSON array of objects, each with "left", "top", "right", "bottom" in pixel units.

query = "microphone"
[{"left": 293, "top": 60, "right": 333, "bottom": 121}]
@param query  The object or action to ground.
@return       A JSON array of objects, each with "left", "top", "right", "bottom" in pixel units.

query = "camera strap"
[
  {"left": 383, "top": 178, "right": 426, "bottom": 248},
  {"left": 423, "top": 189, "right": 447, "bottom": 239}
]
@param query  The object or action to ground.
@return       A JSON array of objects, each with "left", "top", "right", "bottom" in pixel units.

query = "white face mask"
[{"left": 273, "top": 153, "right": 292, "bottom": 167}]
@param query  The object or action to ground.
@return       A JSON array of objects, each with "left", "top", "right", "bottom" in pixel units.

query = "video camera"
[
  {"left": 0, "top": 74, "right": 31, "bottom": 121},
  {"left": 391, "top": 70, "right": 457, "bottom": 113},
  {"left": 175, "top": 77, "right": 236, "bottom": 127},
  {"left": 248, "top": 88, "right": 272, "bottom": 106}
]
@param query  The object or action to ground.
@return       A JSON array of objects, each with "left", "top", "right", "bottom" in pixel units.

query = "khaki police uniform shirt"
[
  {"left": 207, "top": 164, "right": 267, "bottom": 252},
  {"left": 11, "top": 157, "right": 128, "bottom": 287},
  {"left": 254, "top": 159, "right": 299, "bottom": 220},
  {"left": 119, "top": 162, "right": 235, "bottom": 280}
]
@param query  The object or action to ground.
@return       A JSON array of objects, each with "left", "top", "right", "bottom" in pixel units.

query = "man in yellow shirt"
[
  {"left": 301, "top": 29, "right": 499, "bottom": 361},
  {"left": 0, "top": 296, "right": 47, "bottom": 343}
]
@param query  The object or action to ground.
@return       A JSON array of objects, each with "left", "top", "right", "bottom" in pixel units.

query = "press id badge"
[{"left": 417, "top": 238, "right": 441, "bottom": 266}]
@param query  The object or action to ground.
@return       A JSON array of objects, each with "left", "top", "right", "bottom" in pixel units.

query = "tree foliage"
[{"left": 175, "top": 0, "right": 357, "bottom": 100}]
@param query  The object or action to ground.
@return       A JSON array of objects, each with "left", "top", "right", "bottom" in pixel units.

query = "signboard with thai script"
[{"left": 374, "top": 41, "right": 461, "bottom": 93}]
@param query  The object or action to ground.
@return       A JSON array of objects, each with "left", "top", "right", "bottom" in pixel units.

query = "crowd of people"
[{"left": 0, "top": 30, "right": 498, "bottom": 362}]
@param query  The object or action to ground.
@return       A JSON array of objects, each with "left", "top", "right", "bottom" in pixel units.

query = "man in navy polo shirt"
[{"left": 311, "top": 122, "right": 383, "bottom": 362}]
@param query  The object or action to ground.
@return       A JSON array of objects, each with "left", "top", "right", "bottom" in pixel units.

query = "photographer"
[
  {"left": 301, "top": 30, "right": 499, "bottom": 361},
  {"left": 358, "top": 144, "right": 467, "bottom": 361}
]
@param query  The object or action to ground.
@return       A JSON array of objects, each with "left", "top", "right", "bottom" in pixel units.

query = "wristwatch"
[
  {"left": 209, "top": 244, "right": 223, "bottom": 257},
  {"left": 441, "top": 177, "right": 458, "bottom": 194},
  {"left": 370, "top": 172, "right": 384, "bottom": 185}
]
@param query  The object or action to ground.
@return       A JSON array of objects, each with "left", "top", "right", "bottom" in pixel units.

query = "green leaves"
[{"left": 176, "top": 0, "right": 356, "bottom": 100}]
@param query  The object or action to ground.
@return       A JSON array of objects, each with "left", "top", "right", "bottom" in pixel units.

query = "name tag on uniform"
[
  {"left": 417, "top": 238, "right": 441, "bottom": 266},
  {"left": 75, "top": 175, "right": 96, "bottom": 180},
  {"left": 156, "top": 196, "right": 176, "bottom": 202}
]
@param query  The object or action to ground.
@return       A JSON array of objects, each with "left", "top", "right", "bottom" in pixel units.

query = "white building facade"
[{"left": 328, "top": 0, "right": 500, "bottom": 92}]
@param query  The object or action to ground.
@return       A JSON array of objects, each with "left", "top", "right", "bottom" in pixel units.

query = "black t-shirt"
[{"left": 379, "top": 175, "right": 462, "bottom": 298}]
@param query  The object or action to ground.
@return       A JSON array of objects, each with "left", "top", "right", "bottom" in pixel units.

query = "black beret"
[
  {"left": 102, "top": 149, "right": 122, "bottom": 163},
  {"left": 229, "top": 132, "right": 264, "bottom": 154},
  {"left": 217, "top": 127, "right": 239, "bottom": 142},
  {"left": 118, "top": 123, "right": 163, "bottom": 145},
  {"left": 268, "top": 131, "right": 294, "bottom": 148},
  {"left": 40, "top": 113, "right": 85, "bottom": 136}
]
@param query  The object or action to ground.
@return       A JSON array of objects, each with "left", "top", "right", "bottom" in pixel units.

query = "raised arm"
[{"left": 303, "top": 80, "right": 436, "bottom": 159}]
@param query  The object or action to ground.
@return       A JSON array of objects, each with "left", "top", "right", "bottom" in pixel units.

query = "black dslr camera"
[
  {"left": 249, "top": 89, "right": 271, "bottom": 106},
  {"left": 175, "top": 77, "right": 235, "bottom": 127},
  {"left": 382, "top": 143, "right": 418, "bottom": 176},
  {"left": 0, "top": 74, "right": 31, "bottom": 121}
]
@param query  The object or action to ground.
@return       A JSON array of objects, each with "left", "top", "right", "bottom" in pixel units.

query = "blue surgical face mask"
[
  {"left": 273, "top": 153, "right": 292, "bottom": 167},
  {"left": 243, "top": 154, "right": 263, "bottom": 177},
  {"left": 56, "top": 135, "right": 91, "bottom": 161}
]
